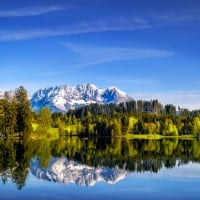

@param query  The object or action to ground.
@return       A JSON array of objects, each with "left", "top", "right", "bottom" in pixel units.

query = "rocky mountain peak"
[{"left": 30, "top": 83, "right": 132, "bottom": 112}]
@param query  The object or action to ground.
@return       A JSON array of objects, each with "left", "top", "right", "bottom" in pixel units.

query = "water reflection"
[
  {"left": 0, "top": 137, "right": 200, "bottom": 189},
  {"left": 30, "top": 157, "right": 128, "bottom": 186}
]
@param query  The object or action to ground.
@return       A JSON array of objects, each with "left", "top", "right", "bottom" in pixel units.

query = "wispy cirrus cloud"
[
  {"left": 0, "top": 16, "right": 150, "bottom": 41},
  {"left": 0, "top": 5, "right": 66, "bottom": 17},
  {"left": 153, "top": 7, "right": 200, "bottom": 24},
  {"left": 65, "top": 43, "right": 175, "bottom": 65},
  {"left": 39, "top": 60, "right": 108, "bottom": 77},
  {"left": 39, "top": 44, "right": 174, "bottom": 76}
]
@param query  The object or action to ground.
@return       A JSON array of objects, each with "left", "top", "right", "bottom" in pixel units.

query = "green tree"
[
  {"left": 37, "top": 107, "right": 52, "bottom": 133},
  {"left": 126, "top": 100, "right": 137, "bottom": 113},
  {"left": 3, "top": 100, "right": 16, "bottom": 137},
  {"left": 162, "top": 119, "right": 178, "bottom": 136},
  {"left": 121, "top": 115, "right": 129, "bottom": 135},
  {"left": 192, "top": 116, "right": 200, "bottom": 135},
  {"left": 128, "top": 117, "right": 138, "bottom": 134},
  {"left": 152, "top": 99, "right": 163, "bottom": 113},
  {"left": 0, "top": 100, "right": 4, "bottom": 136},
  {"left": 109, "top": 119, "right": 121, "bottom": 137},
  {"left": 82, "top": 111, "right": 93, "bottom": 136},
  {"left": 164, "top": 104, "right": 176, "bottom": 115},
  {"left": 57, "top": 118, "right": 65, "bottom": 137},
  {"left": 133, "top": 118, "right": 146, "bottom": 134},
  {"left": 0, "top": 95, "right": 16, "bottom": 138},
  {"left": 137, "top": 100, "right": 143, "bottom": 112},
  {"left": 13, "top": 86, "right": 32, "bottom": 139},
  {"left": 144, "top": 122, "right": 157, "bottom": 135}
]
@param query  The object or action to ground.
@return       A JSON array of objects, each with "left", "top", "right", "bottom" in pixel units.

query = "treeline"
[
  {"left": 0, "top": 86, "right": 32, "bottom": 139},
  {"left": 48, "top": 100, "right": 200, "bottom": 137}
]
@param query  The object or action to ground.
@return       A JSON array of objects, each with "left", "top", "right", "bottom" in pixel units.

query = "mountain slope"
[{"left": 30, "top": 83, "right": 132, "bottom": 112}]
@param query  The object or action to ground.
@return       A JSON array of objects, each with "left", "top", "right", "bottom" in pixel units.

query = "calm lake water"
[{"left": 0, "top": 137, "right": 200, "bottom": 200}]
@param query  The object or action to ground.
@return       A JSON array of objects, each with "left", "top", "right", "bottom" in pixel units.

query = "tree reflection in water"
[{"left": 0, "top": 137, "right": 200, "bottom": 189}]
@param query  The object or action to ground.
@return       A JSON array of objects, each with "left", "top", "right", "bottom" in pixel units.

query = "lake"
[{"left": 0, "top": 137, "right": 200, "bottom": 200}]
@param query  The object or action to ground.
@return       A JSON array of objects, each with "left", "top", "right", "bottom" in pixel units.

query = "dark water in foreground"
[{"left": 0, "top": 137, "right": 200, "bottom": 200}]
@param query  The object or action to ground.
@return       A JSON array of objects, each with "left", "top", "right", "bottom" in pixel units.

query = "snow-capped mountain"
[
  {"left": 30, "top": 83, "right": 132, "bottom": 112},
  {"left": 30, "top": 157, "right": 128, "bottom": 187}
]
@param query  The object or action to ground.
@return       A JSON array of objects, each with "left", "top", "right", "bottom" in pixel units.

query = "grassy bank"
[
  {"left": 125, "top": 133, "right": 197, "bottom": 140},
  {"left": 31, "top": 123, "right": 197, "bottom": 140}
]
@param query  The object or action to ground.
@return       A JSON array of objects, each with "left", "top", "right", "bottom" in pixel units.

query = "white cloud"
[
  {"left": 0, "top": 5, "right": 66, "bottom": 17},
  {"left": 38, "top": 59, "right": 111, "bottom": 77},
  {"left": 153, "top": 8, "right": 200, "bottom": 23},
  {"left": 65, "top": 43, "right": 175, "bottom": 66},
  {"left": 39, "top": 43, "right": 174, "bottom": 77},
  {"left": 0, "top": 17, "right": 150, "bottom": 41}
]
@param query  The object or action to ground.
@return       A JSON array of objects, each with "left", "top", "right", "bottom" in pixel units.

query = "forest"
[{"left": 1, "top": 86, "right": 200, "bottom": 139}]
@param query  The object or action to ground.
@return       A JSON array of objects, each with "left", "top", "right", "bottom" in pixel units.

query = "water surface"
[{"left": 0, "top": 138, "right": 200, "bottom": 200}]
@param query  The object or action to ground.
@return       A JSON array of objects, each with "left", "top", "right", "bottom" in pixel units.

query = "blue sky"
[{"left": 1, "top": 0, "right": 200, "bottom": 110}]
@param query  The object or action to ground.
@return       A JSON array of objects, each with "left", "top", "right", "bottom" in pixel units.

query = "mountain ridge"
[{"left": 30, "top": 83, "right": 132, "bottom": 112}]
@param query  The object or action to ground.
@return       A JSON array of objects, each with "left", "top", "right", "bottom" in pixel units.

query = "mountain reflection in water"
[
  {"left": 0, "top": 137, "right": 200, "bottom": 189},
  {"left": 30, "top": 157, "right": 128, "bottom": 186}
]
